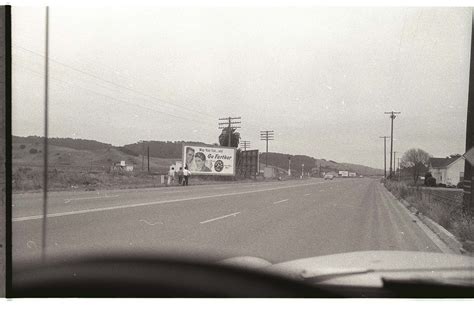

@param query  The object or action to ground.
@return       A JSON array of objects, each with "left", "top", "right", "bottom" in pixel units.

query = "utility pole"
[
  {"left": 379, "top": 136, "right": 390, "bottom": 179},
  {"left": 41, "top": 6, "right": 50, "bottom": 263},
  {"left": 260, "top": 130, "right": 274, "bottom": 167},
  {"left": 147, "top": 145, "right": 150, "bottom": 173},
  {"left": 140, "top": 141, "right": 144, "bottom": 171},
  {"left": 385, "top": 111, "right": 401, "bottom": 178},
  {"left": 240, "top": 140, "right": 250, "bottom": 151},
  {"left": 397, "top": 157, "right": 401, "bottom": 180},
  {"left": 463, "top": 14, "right": 474, "bottom": 214},
  {"left": 301, "top": 163, "right": 304, "bottom": 178},
  {"left": 218, "top": 117, "right": 241, "bottom": 147},
  {"left": 393, "top": 151, "right": 397, "bottom": 176},
  {"left": 288, "top": 156, "right": 291, "bottom": 176}
]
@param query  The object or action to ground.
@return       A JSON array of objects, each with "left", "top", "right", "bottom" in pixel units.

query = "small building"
[
  {"left": 264, "top": 167, "right": 277, "bottom": 178},
  {"left": 112, "top": 160, "right": 133, "bottom": 172},
  {"left": 339, "top": 170, "right": 349, "bottom": 177},
  {"left": 429, "top": 156, "right": 464, "bottom": 186},
  {"left": 348, "top": 172, "right": 357, "bottom": 177}
]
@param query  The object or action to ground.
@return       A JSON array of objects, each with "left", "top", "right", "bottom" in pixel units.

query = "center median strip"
[{"left": 12, "top": 180, "right": 329, "bottom": 222}]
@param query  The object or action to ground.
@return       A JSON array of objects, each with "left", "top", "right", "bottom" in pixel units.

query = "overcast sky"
[{"left": 11, "top": 6, "right": 472, "bottom": 168}]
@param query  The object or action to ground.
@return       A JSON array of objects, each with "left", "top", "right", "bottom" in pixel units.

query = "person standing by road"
[
  {"left": 183, "top": 165, "right": 191, "bottom": 186},
  {"left": 167, "top": 166, "right": 176, "bottom": 186},
  {"left": 178, "top": 167, "right": 183, "bottom": 185}
]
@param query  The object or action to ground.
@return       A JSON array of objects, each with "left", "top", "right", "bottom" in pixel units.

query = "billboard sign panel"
[
  {"left": 237, "top": 149, "right": 259, "bottom": 177},
  {"left": 182, "top": 145, "right": 236, "bottom": 176}
]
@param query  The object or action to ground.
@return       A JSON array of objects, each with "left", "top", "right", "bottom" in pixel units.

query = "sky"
[{"left": 11, "top": 6, "right": 472, "bottom": 169}]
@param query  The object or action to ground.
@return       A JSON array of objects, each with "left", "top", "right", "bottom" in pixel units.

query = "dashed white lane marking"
[
  {"left": 304, "top": 194, "right": 311, "bottom": 196},
  {"left": 273, "top": 199, "right": 289, "bottom": 204},
  {"left": 64, "top": 195, "right": 119, "bottom": 204},
  {"left": 200, "top": 212, "right": 240, "bottom": 224},
  {"left": 13, "top": 181, "right": 330, "bottom": 222}
]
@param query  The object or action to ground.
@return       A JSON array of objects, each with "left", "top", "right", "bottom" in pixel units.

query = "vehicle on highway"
[{"left": 324, "top": 174, "right": 334, "bottom": 180}]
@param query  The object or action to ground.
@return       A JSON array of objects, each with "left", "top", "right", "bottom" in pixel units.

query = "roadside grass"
[
  {"left": 13, "top": 166, "right": 295, "bottom": 193},
  {"left": 384, "top": 180, "right": 474, "bottom": 245},
  {"left": 13, "top": 166, "right": 166, "bottom": 192}
]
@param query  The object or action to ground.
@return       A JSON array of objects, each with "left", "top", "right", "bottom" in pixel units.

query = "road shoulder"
[{"left": 381, "top": 183, "right": 464, "bottom": 255}]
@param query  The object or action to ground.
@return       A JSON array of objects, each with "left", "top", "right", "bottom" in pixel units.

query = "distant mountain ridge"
[
  {"left": 261, "top": 152, "right": 383, "bottom": 176},
  {"left": 12, "top": 136, "right": 383, "bottom": 176},
  {"left": 12, "top": 135, "right": 112, "bottom": 151}
]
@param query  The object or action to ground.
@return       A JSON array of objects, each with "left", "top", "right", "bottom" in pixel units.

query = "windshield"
[{"left": 10, "top": 4, "right": 474, "bottom": 289}]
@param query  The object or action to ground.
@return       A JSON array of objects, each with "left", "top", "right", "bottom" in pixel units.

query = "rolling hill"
[{"left": 12, "top": 136, "right": 383, "bottom": 176}]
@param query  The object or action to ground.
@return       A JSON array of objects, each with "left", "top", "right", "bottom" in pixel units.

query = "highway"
[{"left": 12, "top": 178, "right": 447, "bottom": 266}]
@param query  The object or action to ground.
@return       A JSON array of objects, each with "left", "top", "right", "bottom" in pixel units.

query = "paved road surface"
[{"left": 12, "top": 178, "right": 445, "bottom": 266}]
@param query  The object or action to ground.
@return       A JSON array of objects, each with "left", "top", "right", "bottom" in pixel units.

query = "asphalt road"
[{"left": 12, "top": 178, "right": 445, "bottom": 266}]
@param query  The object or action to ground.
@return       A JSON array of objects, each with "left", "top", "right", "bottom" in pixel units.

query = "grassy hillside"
[
  {"left": 13, "top": 141, "right": 179, "bottom": 173},
  {"left": 122, "top": 141, "right": 217, "bottom": 158},
  {"left": 13, "top": 135, "right": 112, "bottom": 150}
]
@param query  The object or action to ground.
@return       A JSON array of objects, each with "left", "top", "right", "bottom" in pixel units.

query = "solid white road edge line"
[
  {"left": 199, "top": 212, "right": 241, "bottom": 224},
  {"left": 273, "top": 199, "right": 289, "bottom": 204},
  {"left": 64, "top": 195, "right": 119, "bottom": 203},
  {"left": 13, "top": 181, "right": 330, "bottom": 222}
]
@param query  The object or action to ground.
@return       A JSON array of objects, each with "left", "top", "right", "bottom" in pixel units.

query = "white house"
[{"left": 428, "top": 156, "right": 464, "bottom": 186}]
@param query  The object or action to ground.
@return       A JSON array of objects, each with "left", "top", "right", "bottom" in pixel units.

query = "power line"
[
  {"left": 14, "top": 62, "right": 209, "bottom": 125},
  {"left": 13, "top": 45, "right": 216, "bottom": 121},
  {"left": 240, "top": 140, "right": 250, "bottom": 151}
]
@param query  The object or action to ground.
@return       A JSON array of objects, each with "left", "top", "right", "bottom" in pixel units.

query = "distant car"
[{"left": 324, "top": 174, "right": 334, "bottom": 180}]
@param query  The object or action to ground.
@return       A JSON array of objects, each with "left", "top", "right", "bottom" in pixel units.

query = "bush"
[
  {"left": 454, "top": 217, "right": 474, "bottom": 241},
  {"left": 29, "top": 148, "right": 38, "bottom": 154},
  {"left": 437, "top": 183, "right": 447, "bottom": 188},
  {"left": 20, "top": 144, "right": 26, "bottom": 149},
  {"left": 426, "top": 177, "right": 437, "bottom": 187},
  {"left": 457, "top": 181, "right": 464, "bottom": 189},
  {"left": 384, "top": 180, "right": 412, "bottom": 199},
  {"left": 429, "top": 202, "right": 455, "bottom": 229}
]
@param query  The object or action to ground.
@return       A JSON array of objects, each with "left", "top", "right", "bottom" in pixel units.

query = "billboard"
[
  {"left": 237, "top": 149, "right": 259, "bottom": 177},
  {"left": 182, "top": 145, "right": 236, "bottom": 176}
]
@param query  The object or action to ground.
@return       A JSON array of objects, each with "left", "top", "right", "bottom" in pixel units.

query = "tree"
[
  {"left": 218, "top": 128, "right": 240, "bottom": 148},
  {"left": 400, "top": 148, "right": 431, "bottom": 185}
]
